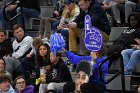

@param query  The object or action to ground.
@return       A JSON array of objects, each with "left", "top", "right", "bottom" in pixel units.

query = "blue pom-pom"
[{"left": 50, "top": 33, "right": 66, "bottom": 53}]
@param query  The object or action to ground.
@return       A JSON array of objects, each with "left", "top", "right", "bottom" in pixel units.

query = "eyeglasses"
[{"left": 16, "top": 81, "right": 25, "bottom": 85}]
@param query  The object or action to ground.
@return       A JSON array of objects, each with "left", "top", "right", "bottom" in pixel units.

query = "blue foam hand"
[
  {"left": 84, "top": 15, "right": 103, "bottom": 52},
  {"left": 50, "top": 33, "right": 66, "bottom": 53}
]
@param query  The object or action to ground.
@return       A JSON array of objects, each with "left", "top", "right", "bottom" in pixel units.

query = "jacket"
[{"left": 46, "top": 58, "right": 72, "bottom": 83}]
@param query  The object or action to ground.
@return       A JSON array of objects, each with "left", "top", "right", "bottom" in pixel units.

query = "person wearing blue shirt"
[{"left": 62, "top": 45, "right": 108, "bottom": 93}]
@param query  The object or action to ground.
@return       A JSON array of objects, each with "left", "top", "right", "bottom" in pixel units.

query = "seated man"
[
  {"left": 39, "top": 52, "right": 72, "bottom": 93},
  {"left": 14, "top": 75, "right": 34, "bottom": 93},
  {"left": 12, "top": 24, "right": 33, "bottom": 61}
]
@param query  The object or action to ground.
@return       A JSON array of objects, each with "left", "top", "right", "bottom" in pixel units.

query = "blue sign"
[{"left": 84, "top": 15, "right": 103, "bottom": 52}]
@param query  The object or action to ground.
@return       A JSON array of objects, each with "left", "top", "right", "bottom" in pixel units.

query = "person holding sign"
[{"left": 62, "top": 14, "right": 108, "bottom": 92}]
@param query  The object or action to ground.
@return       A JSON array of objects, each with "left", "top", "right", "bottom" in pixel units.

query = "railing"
[{"left": 98, "top": 52, "right": 126, "bottom": 93}]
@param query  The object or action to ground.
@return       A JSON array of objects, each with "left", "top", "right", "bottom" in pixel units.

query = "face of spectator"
[
  {"left": 13, "top": 27, "right": 24, "bottom": 41},
  {"left": 0, "top": 32, "right": 6, "bottom": 43},
  {"left": 0, "top": 59, "right": 5, "bottom": 73},
  {"left": 78, "top": 0, "right": 90, "bottom": 12},
  {"left": 0, "top": 80, "right": 10, "bottom": 92},
  {"left": 50, "top": 52, "right": 59, "bottom": 64},
  {"left": 130, "top": 15, "right": 138, "bottom": 28},
  {"left": 75, "top": 71, "right": 89, "bottom": 92},
  {"left": 15, "top": 78, "right": 26, "bottom": 92},
  {"left": 39, "top": 45, "right": 48, "bottom": 57}
]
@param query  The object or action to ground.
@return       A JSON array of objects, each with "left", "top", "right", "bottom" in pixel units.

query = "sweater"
[{"left": 12, "top": 36, "right": 33, "bottom": 59}]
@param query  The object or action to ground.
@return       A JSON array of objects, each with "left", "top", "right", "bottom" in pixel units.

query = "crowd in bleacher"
[{"left": 0, "top": 0, "right": 140, "bottom": 93}]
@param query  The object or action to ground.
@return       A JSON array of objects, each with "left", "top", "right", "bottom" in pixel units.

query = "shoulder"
[{"left": 24, "top": 36, "right": 33, "bottom": 40}]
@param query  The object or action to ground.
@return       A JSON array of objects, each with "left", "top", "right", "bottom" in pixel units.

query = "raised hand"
[{"left": 84, "top": 15, "right": 103, "bottom": 52}]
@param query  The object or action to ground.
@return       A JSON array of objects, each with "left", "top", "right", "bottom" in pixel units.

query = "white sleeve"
[{"left": 12, "top": 36, "right": 33, "bottom": 59}]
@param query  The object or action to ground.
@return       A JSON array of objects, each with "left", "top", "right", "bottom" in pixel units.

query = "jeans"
[
  {"left": 16, "top": 7, "right": 40, "bottom": 28},
  {"left": 121, "top": 49, "right": 140, "bottom": 74}
]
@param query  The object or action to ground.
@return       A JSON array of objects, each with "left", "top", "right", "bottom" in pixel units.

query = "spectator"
[
  {"left": 0, "top": 57, "right": 15, "bottom": 93},
  {"left": 62, "top": 44, "right": 108, "bottom": 89},
  {"left": 2, "top": 0, "right": 40, "bottom": 30},
  {"left": 57, "top": 0, "right": 80, "bottom": 52},
  {"left": 108, "top": 12, "right": 140, "bottom": 63},
  {"left": 39, "top": 52, "right": 72, "bottom": 93},
  {"left": 0, "top": 74, "right": 15, "bottom": 93},
  {"left": 0, "top": 27, "right": 13, "bottom": 57},
  {"left": 35, "top": 43, "right": 51, "bottom": 70},
  {"left": 21, "top": 38, "right": 43, "bottom": 80},
  {"left": 63, "top": 60, "right": 105, "bottom": 93},
  {"left": 14, "top": 75, "right": 34, "bottom": 93},
  {"left": 68, "top": 0, "right": 111, "bottom": 38},
  {"left": 121, "top": 38, "right": 140, "bottom": 74},
  {"left": 12, "top": 24, "right": 33, "bottom": 61}
]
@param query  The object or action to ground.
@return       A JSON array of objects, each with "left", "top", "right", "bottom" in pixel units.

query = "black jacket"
[
  {"left": 46, "top": 58, "right": 72, "bottom": 83},
  {"left": 0, "top": 39, "right": 13, "bottom": 57},
  {"left": 19, "top": 0, "right": 40, "bottom": 13},
  {"left": 74, "top": 0, "right": 111, "bottom": 35}
]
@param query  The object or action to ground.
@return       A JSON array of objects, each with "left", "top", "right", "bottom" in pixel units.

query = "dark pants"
[
  {"left": 107, "top": 43, "right": 126, "bottom": 67},
  {"left": 81, "top": 82, "right": 106, "bottom": 93}
]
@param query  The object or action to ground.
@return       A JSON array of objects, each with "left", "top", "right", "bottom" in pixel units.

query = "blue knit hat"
[{"left": 64, "top": 0, "right": 74, "bottom": 4}]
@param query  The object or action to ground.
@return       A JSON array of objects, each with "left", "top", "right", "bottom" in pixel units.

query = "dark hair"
[
  {"left": 55, "top": 52, "right": 61, "bottom": 57},
  {"left": 0, "top": 57, "right": 6, "bottom": 70},
  {"left": 0, "top": 74, "right": 11, "bottom": 84},
  {"left": 76, "top": 60, "right": 92, "bottom": 77},
  {"left": 14, "top": 75, "right": 25, "bottom": 86},
  {"left": 128, "top": 12, "right": 140, "bottom": 28},
  {"left": 97, "top": 44, "right": 107, "bottom": 58},
  {"left": 35, "top": 43, "right": 50, "bottom": 67},
  {"left": 12, "top": 24, "right": 22, "bottom": 32},
  {"left": 0, "top": 27, "right": 6, "bottom": 36}
]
